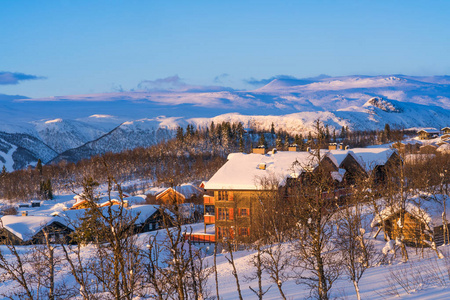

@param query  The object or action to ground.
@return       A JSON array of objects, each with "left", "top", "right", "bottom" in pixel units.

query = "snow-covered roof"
[
  {"left": 330, "top": 147, "right": 397, "bottom": 172},
  {"left": 128, "top": 205, "right": 160, "bottom": 225},
  {"left": 418, "top": 129, "right": 440, "bottom": 134},
  {"left": 371, "top": 195, "right": 450, "bottom": 230},
  {"left": 74, "top": 191, "right": 130, "bottom": 203},
  {"left": 0, "top": 215, "right": 73, "bottom": 241},
  {"left": 60, "top": 204, "right": 161, "bottom": 226},
  {"left": 204, "top": 151, "right": 336, "bottom": 190},
  {"left": 156, "top": 184, "right": 203, "bottom": 199},
  {"left": 437, "top": 143, "right": 450, "bottom": 154}
]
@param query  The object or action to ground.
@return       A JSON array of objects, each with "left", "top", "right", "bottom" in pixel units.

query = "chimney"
[
  {"left": 123, "top": 200, "right": 129, "bottom": 208},
  {"left": 288, "top": 144, "right": 299, "bottom": 152},
  {"left": 345, "top": 145, "right": 350, "bottom": 150},
  {"left": 306, "top": 147, "right": 311, "bottom": 152},
  {"left": 328, "top": 143, "right": 337, "bottom": 150},
  {"left": 258, "top": 163, "right": 266, "bottom": 170},
  {"left": 22, "top": 211, "right": 28, "bottom": 217},
  {"left": 338, "top": 143, "right": 344, "bottom": 150},
  {"left": 252, "top": 146, "right": 267, "bottom": 155}
]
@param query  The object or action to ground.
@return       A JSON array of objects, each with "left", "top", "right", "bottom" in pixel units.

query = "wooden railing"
[
  {"left": 204, "top": 195, "right": 215, "bottom": 205},
  {"left": 185, "top": 233, "right": 216, "bottom": 243},
  {"left": 204, "top": 215, "right": 215, "bottom": 224}
]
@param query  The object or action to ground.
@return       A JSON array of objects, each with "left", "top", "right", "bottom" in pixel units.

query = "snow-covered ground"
[{"left": 2, "top": 220, "right": 450, "bottom": 299}]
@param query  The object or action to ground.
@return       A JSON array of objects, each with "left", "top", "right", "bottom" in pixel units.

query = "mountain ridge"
[{"left": 1, "top": 74, "right": 449, "bottom": 170}]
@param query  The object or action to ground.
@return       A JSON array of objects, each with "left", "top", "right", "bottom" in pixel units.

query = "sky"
[{"left": 1, "top": 0, "right": 449, "bottom": 98}]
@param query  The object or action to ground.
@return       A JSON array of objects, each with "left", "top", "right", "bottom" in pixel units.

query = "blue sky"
[{"left": 1, "top": 0, "right": 449, "bottom": 98}]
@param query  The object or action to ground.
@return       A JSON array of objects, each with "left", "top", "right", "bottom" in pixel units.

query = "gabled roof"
[
  {"left": 0, "top": 215, "right": 73, "bottom": 242},
  {"left": 371, "top": 195, "right": 450, "bottom": 230},
  {"left": 128, "top": 205, "right": 160, "bottom": 225},
  {"left": 156, "top": 184, "right": 203, "bottom": 200},
  {"left": 441, "top": 127, "right": 450, "bottom": 131},
  {"left": 61, "top": 204, "right": 162, "bottom": 226},
  {"left": 204, "top": 151, "right": 337, "bottom": 190},
  {"left": 330, "top": 147, "right": 397, "bottom": 172},
  {"left": 417, "top": 129, "right": 440, "bottom": 134}
]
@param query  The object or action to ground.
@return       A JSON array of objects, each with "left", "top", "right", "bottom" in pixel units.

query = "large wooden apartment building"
[{"left": 202, "top": 145, "right": 400, "bottom": 243}]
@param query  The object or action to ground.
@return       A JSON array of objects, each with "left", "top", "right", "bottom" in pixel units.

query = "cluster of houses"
[
  {"left": 0, "top": 185, "right": 204, "bottom": 245},
  {"left": 408, "top": 127, "right": 450, "bottom": 155}
]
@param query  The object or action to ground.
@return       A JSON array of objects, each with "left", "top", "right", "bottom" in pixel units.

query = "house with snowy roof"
[
  {"left": 441, "top": 127, "right": 450, "bottom": 135},
  {"left": 71, "top": 191, "right": 132, "bottom": 210},
  {"left": 418, "top": 129, "right": 440, "bottom": 140},
  {"left": 202, "top": 147, "right": 343, "bottom": 242},
  {"left": 329, "top": 147, "right": 401, "bottom": 184},
  {"left": 371, "top": 195, "right": 450, "bottom": 247},
  {"left": 0, "top": 213, "right": 74, "bottom": 245},
  {"left": 156, "top": 184, "right": 203, "bottom": 205}
]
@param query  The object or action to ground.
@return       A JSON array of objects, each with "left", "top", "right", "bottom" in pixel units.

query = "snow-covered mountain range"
[{"left": 1, "top": 74, "right": 450, "bottom": 170}]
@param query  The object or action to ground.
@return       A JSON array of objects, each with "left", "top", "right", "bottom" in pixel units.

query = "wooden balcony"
[
  {"left": 185, "top": 233, "right": 215, "bottom": 243},
  {"left": 204, "top": 215, "right": 215, "bottom": 224},
  {"left": 204, "top": 195, "right": 215, "bottom": 205}
]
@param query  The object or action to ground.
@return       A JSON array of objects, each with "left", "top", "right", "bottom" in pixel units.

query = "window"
[
  {"left": 218, "top": 191, "right": 228, "bottom": 201},
  {"left": 239, "top": 227, "right": 250, "bottom": 236},
  {"left": 217, "top": 208, "right": 229, "bottom": 220},
  {"left": 239, "top": 208, "right": 249, "bottom": 217},
  {"left": 217, "top": 227, "right": 223, "bottom": 239},
  {"left": 217, "top": 208, "right": 234, "bottom": 220}
]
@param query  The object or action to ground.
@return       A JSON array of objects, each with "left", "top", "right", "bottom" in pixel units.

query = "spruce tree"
[{"left": 36, "top": 159, "right": 43, "bottom": 175}]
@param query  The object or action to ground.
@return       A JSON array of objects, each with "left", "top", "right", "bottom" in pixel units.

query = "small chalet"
[
  {"left": 371, "top": 196, "right": 450, "bottom": 247},
  {"left": 129, "top": 205, "right": 166, "bottom": 233},
  {"left": 442, "top": 127, "right": 450, "bottom": 135},
  {"left": 70, "top": 191, "right": 132, "bottom": 210},
  {"left": 417, "top": 129, "right": 440, "bottom": 140},
  {"left": 0, "top": 214, "right": 74, "bottom": 245},
  {"left": 156, "top": 184, "right": 203, "bottom": 205}
]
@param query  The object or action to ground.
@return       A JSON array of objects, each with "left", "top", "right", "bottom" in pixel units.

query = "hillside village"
[{"left": 0, "top": 125, "right": 449, "bottom": 299}]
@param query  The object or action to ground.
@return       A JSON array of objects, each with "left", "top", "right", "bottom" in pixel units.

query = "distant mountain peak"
[{"left": 364, "top": 97, "right": 402, "bottom": 113}]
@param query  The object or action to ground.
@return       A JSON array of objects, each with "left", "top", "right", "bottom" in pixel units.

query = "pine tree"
[
  {"left": 1, "top": 165, "right": 6, "bottom": 177},
  {"left": 271, "top": 123, "right": 275, "bottom": 134},
  {"left": 384, "top": 123, "right": 391, "bottom": 142},
  {"left": 239, "top": 137, "right": 245, "bottom": 153},
  {"left": 259, "top": 134, "right": 267, "bottom": 148},
  {"left": 284, "top": 134, "right": 290, "bottom": 150},
  {"left": 176, "top": 126, "right": 184, "bottom": 143},
  {"left": 36, "top": 159, "right": 43, "bottom": 175}
]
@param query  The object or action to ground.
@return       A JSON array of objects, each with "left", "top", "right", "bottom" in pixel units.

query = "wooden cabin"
[
  {"left": 0, "top": 215, "right": 74, "bottom": 245},
  {"left": 130, "top": 205, "right": 166, "bottom": 234},
  {"left": 417, "top": 129, "right": 440, "bottom": 140},
  {"left": 372, "top": 199, "right": 450, "bottom": 247},
  {"left": 442, "top": 127, "right": 450, "bottom": 135},
  {"left": 156, "top": 184, "right": 203, "bottom": 205}
]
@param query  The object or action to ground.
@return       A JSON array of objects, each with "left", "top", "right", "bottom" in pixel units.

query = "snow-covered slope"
[
  {"left": 1, "top": 74, "right": 450, "bottom": 169},
  {"left": 51, "top": 118, "right": 179, "bottom": 163},
  {"left": 0, "top": 132, "right": 57, "bottom": 171}
]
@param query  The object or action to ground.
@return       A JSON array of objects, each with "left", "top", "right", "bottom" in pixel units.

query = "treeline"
[{"left": 0, "top": 121, "right": 411, "bottom": 201}]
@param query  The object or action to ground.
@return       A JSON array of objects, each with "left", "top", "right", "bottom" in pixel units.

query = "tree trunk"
[{"left": 353, "top": 280, "right": 361, "bottom": 300}]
